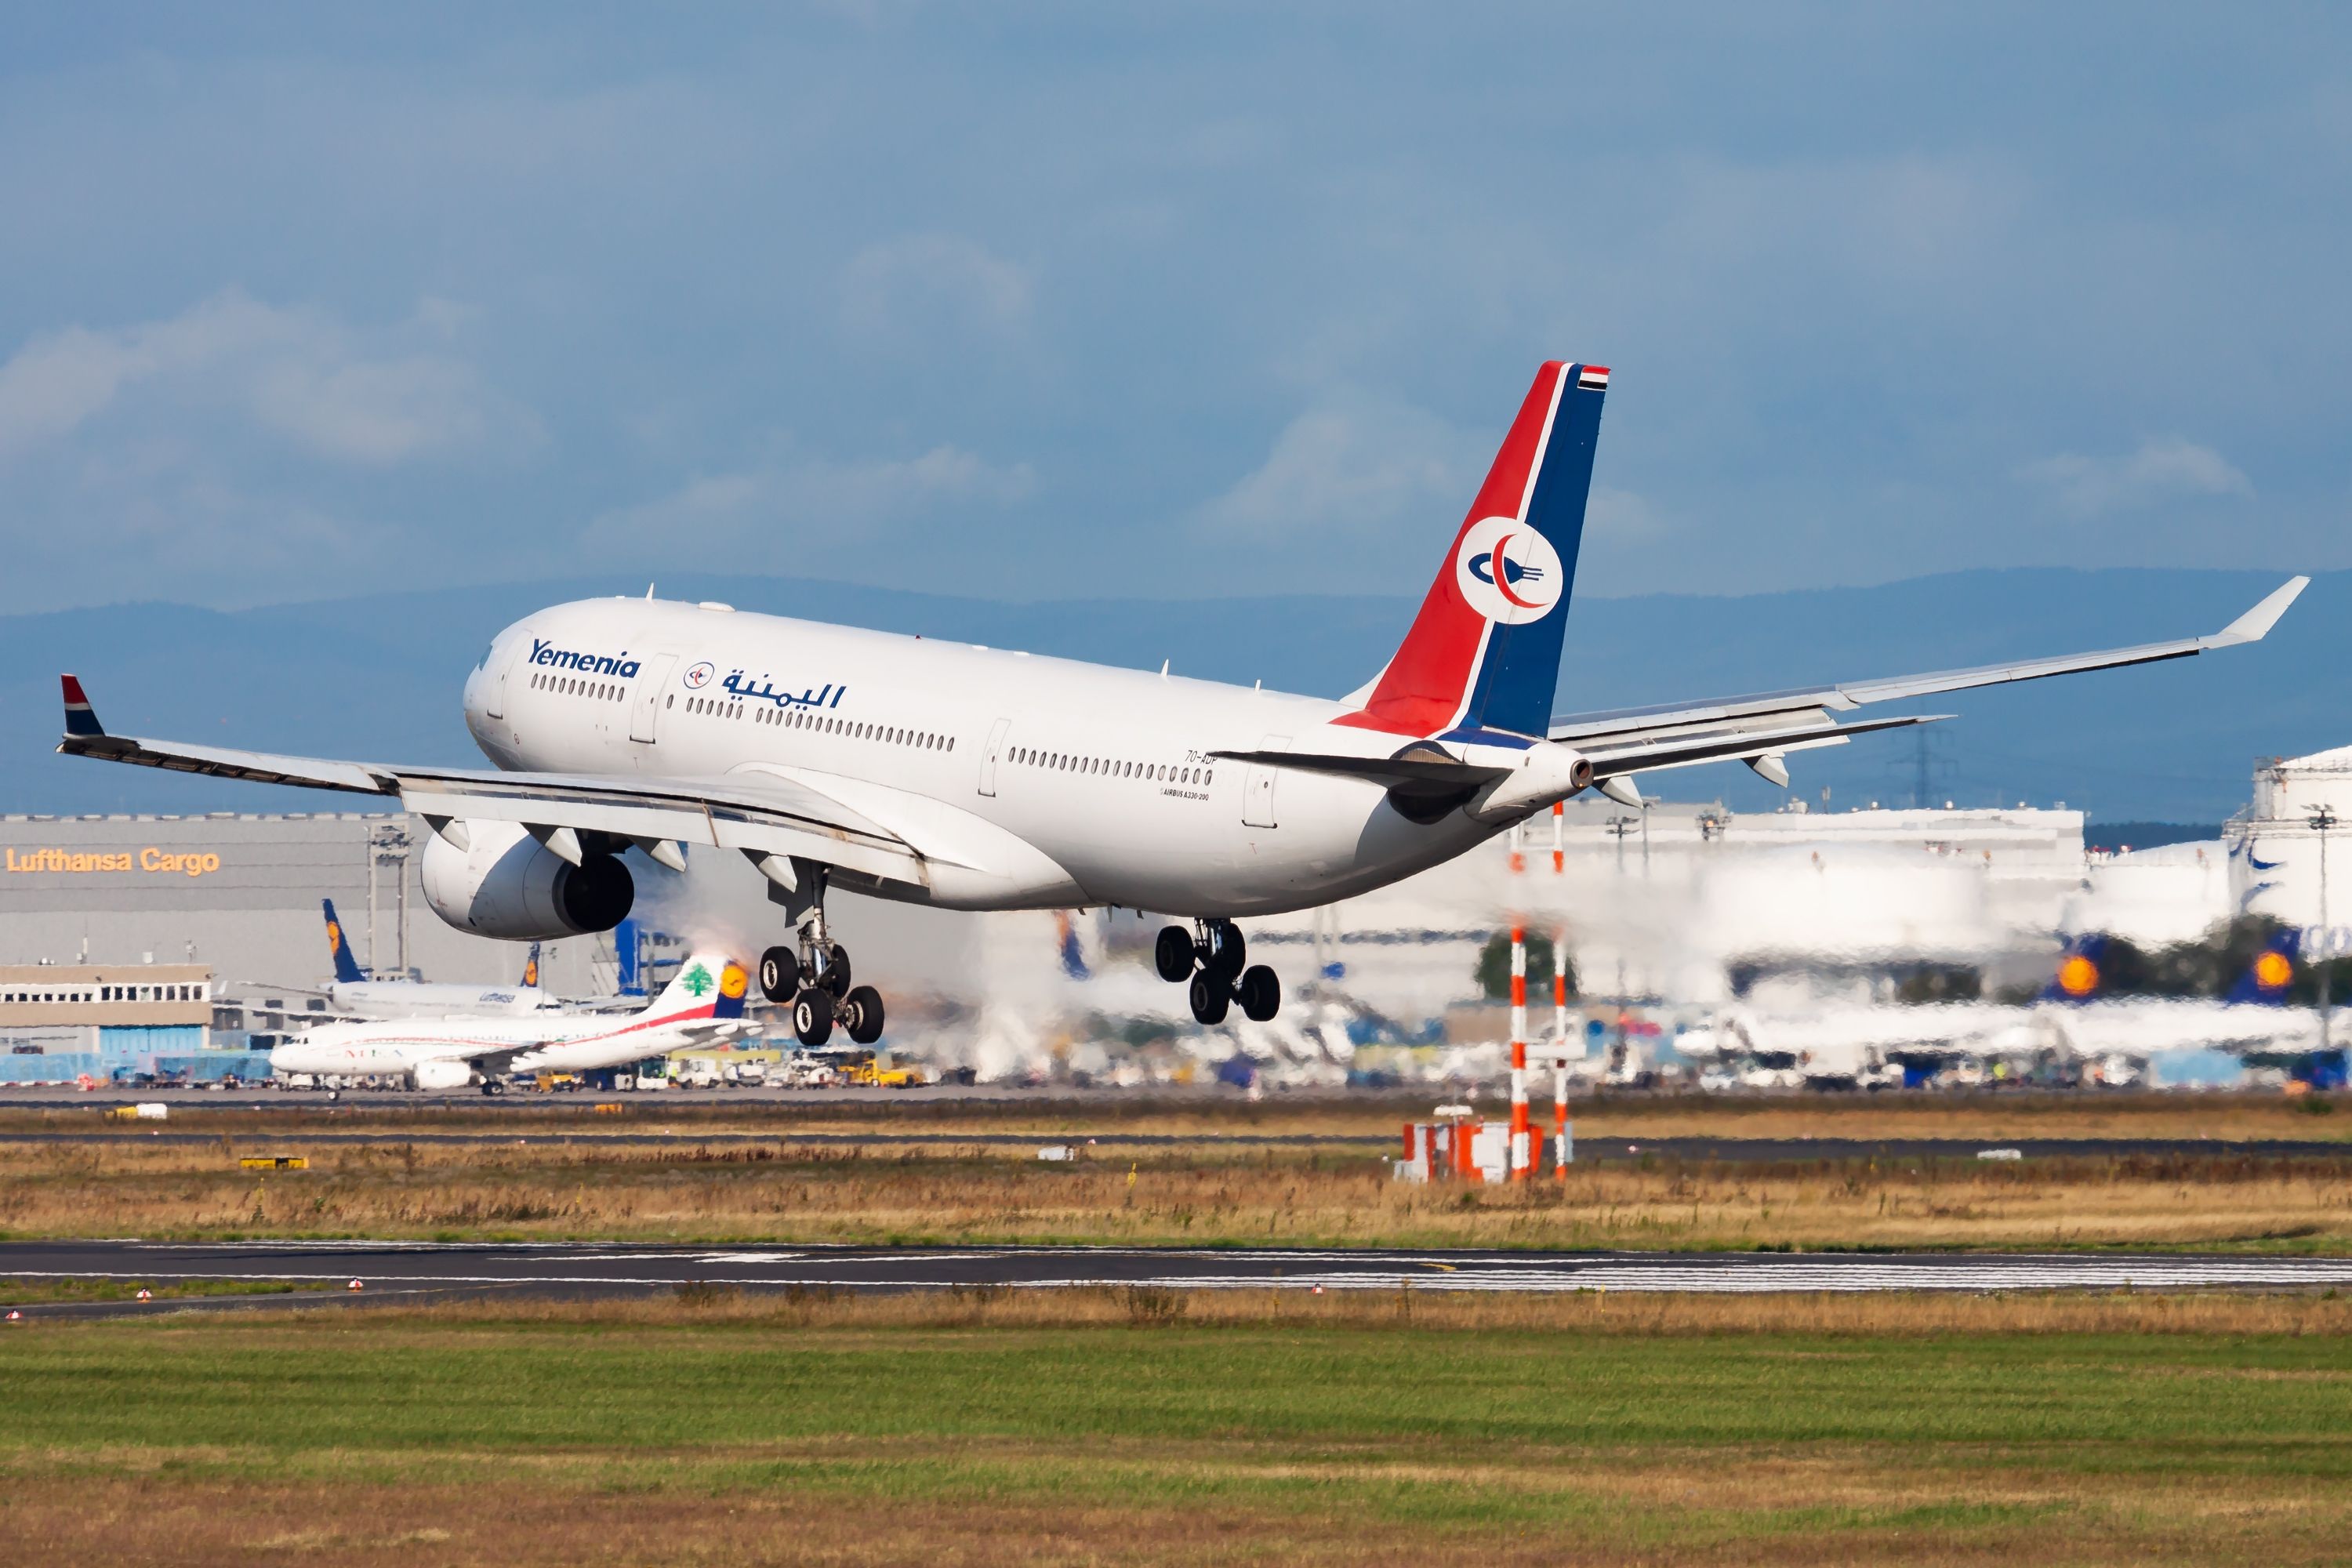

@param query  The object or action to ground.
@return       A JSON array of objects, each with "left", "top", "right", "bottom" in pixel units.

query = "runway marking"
[{"left": 13, "top": 1250, "right": 2352, "bottom": 1298}]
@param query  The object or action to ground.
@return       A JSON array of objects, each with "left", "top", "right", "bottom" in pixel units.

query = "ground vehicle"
[
  {"left": 831, "top": 1048, "right": 926, "bottom": 1089},
  {"left": 778, "top": 1051, "right": 838, "bottom": 1087}
]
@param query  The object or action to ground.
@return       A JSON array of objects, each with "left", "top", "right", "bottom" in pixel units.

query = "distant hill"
[{"left": 2, "top": 567, "right": 2337, "bottom": 822}]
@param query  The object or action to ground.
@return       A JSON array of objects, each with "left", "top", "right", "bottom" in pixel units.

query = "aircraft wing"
[
  {"left": 1547, "top": 576, "right": 2309, "bottom": 778},
  {"left": 55, "top": 678, "right": 949, "bottom": 892}
]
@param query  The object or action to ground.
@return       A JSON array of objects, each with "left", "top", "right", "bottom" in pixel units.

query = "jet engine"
[
  {"left": 420, "top": 818, "right": 634, "bottom": 940},
  {"left": 1468, "top": 742, "right": 1595, "bottom": 824},
  {"left": 411, "top": 1058, "right": 475, "bottom": 1092}
]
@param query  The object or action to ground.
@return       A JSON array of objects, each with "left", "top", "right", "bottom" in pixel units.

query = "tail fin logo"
[{"left": 1455, "top": 517, "right": 1563, "bottom": 624}]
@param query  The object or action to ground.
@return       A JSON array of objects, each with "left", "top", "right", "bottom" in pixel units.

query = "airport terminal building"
[{"left": 0, "top": 812, "right": 617, "bottom": 1015}]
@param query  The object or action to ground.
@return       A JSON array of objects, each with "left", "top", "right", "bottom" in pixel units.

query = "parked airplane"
[
  {"left": 269, "top": 951, "right": 754, "bottom": 1093},
  {"left": 305, "top": 898, "right": 548, "bottom": 1018},
  {"left": 2040, "top": 929, "right": 2332, "bottom": 1080},
  {"left": 54, "top": 362, "right": 2309, "bottom": 1045}
]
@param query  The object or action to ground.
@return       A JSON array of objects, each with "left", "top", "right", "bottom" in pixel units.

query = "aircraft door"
[
  {"left": 1242, "top": 733, "right": 1288, "bottom": 829},
  {"left": 978, "top": 717, "right": 1011, "bottom": 797},
  {"left": 630, "top": 654, "right": 679, "bottom": 743},
  {"left": 484, "top": 637, "right": 526, "bottom": 720}
]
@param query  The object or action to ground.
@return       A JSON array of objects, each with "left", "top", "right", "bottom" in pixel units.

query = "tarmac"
[
  {"left": 7, "top": 1239, "right": 2352, "bottom": 1319},
  {"left": 2, "top": 1125, "right": 2347, "bottom": 1163}
]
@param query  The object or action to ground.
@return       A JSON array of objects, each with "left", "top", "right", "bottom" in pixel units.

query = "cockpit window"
[{"left": 477, "top": 644, "right": 495, "bottom": 670}]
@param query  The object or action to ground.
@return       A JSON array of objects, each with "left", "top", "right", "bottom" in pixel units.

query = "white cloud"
[
  {"left": 1585, "top": 485, "right": 1668, "bottom": 542},
  {"left": 0, "top": 292, "right": 532, "bottom": 466},
  {"left": 840, "top": 234, "right": 1033, "bottom": 342},
  {"left": 1195, "top": 397, "right": 1478, "bottom": 538},
  {"left": 2018, "top": 437, "right": 2254, "bottom": 517},
  {"left": 581, "top": 443, "right": 1036, "bottom": 558}
]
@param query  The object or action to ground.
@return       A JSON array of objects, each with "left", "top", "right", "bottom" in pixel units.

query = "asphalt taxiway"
[
  {"left": 7, "top": 1239, "right": 2352, "bottom": 1319},
  {"left": 5, "top": 1128, "right": 2349, "bottom": 1165}
]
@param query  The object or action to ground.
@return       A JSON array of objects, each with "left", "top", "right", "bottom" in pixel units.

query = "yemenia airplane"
[
  {"left": 268, "top": 952, "right": 752, "bottom": 1092},
  {"left": 55, "top": 362, "right": 2309, "bottom": 1044}
]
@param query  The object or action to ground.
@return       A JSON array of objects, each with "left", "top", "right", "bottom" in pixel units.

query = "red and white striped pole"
[
  {"left": 1552, "top": 800, "right": 1565, "bottom": 874},
  {"left": 1508, "top": 822, "right": 1526, "bottom": 876},
  {"left": 1508, "top": 923, "right": 1530, "bottom": 1179},
  {"left": 1552, "top": 924, "right": 1570, "bottom": 1178}
]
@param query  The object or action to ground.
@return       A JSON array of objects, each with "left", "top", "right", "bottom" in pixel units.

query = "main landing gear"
[
  {"left": 1156, "top": 918, "right": 1280, "bottom": 1025},
  {"left": 759, "top": 891, "right": 886, "bottom": 1048}
]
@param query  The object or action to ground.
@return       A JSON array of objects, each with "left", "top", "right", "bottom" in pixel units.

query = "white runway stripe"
[{"left": 1012, "top": 1258, "right": 2352, "bottom": 1294}]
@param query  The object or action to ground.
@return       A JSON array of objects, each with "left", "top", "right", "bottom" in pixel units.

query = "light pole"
[{"left": 2314, "top": 807, "right": 2338, "bottom": 1052}]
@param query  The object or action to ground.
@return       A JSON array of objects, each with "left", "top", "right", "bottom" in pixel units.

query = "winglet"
[
  {"left": 2206, "top": 576, "right": 2310, "bottom": 648},
  {"left": 60, "top": 675, "right": 105, "bottom": 739}
]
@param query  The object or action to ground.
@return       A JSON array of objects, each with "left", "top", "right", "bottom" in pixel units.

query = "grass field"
[
  {"left": 2, "top": 1291, "right": 2348, "bottom": 1566},
  {"left": 5, "top": 1117, "right": 2350, "bottom": 1253}
]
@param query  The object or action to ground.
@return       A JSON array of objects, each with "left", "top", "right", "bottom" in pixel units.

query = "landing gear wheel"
[
  {"left": 759, "top": 946, "right": 801, "bottom": 1002},
  {"left": 793, "top": 989, "right": 835, "bottom": 1046},
  {"left": 480, "top": 1080, "right": 505, "bottom": 1098},
  {"left": 1154, "top": 925, "right": 1196, "bottom": 982},
  {"left": 818, "top": 942, "right": 852, "bottom": 998},
  {"left": 843, "top": 985, "right": 887, "bottom": 1046},
  {"left": 1189, "top": 971, "right": 1230, "bottom": 1025},
  {"left": 1200, "top": 920, "right": 1246, "bottom": 982},
  {"left": 1238, "top": 964, "right": 1281, "bottom": 1022}
]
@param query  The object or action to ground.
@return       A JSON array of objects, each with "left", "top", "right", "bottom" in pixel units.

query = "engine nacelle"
[
  {"left": 1468, "top": 742, "right": 1595, "bottom": 824},
  {"left": 411, "top": 1058, "right": 475, "bottom": 1092},
  {"left": 420, "top": 818, "right": 634, "bottom": 940}
]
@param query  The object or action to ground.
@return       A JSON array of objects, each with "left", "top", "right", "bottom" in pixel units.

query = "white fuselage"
[
  {"left": 459, "top": 598, "right": 1505, "bottom": 918},
  {"left": 272, "top": 1007, "right": 718, "bottom": 1080},
  {"left": 325, "top": 980, "right": 546, "bottom": 1018}
]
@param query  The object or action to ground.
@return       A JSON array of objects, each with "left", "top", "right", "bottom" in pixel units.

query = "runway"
[
  {"left": 8, "top": 1238, "right": 2352, "bottom": 1318},
  {"left": 5, "top": 1130, "right": 2349, "bottom": 1165}
]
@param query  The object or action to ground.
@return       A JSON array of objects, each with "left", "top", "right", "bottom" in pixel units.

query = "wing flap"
[
  {"left": 56, "top": 677, "right": 937, "bottom": 889},
  {"left": 57, "top": 731, "right": 394, "bottom": 794}
]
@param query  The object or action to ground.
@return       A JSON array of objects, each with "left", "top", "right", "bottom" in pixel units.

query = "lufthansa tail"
[
  {"left": 321, "top": 898, "right": 366, "bottom": 985},
  {"left": 1341, "top": 360, "right": 1607, "bottom": 742}
]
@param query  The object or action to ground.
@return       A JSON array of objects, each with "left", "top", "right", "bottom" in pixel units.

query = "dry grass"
[
  {"left": 3, "top": 1087, "right": 2346, "bottom": 1144},
  {"left": 9, "top": 1461, "right": 2347, "bottom": 1567},
  {"left": 5, "top": 1132, "right": 2352, "bottom": 1251},
  {"left": 299, "top": 1281, "right": 2352, "bottom": 1338}
]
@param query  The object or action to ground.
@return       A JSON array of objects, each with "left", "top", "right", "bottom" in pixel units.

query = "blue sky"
[{"left": 0, "top": 4, "right": 2344, "bottom": 612}]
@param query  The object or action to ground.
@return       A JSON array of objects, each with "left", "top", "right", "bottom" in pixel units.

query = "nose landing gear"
[{"left": 1159, "top": 919, "right": 1281, "bottom": 1025}]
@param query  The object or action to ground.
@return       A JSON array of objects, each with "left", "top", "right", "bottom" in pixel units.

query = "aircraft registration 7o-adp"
[{"left": 56, "top": 362, "right": 2308, "bottom": 1047}]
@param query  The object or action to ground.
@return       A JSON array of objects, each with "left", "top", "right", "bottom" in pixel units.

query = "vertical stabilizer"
[
  {"left": 644, "top": 952, "right": 749, "bottom": 1022},
  {"left": 321, "top": 899, "right": 366, "bottom": 985},
  {"left": 1341, "top": 361, "right": 1609, "bottom": 740}
]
